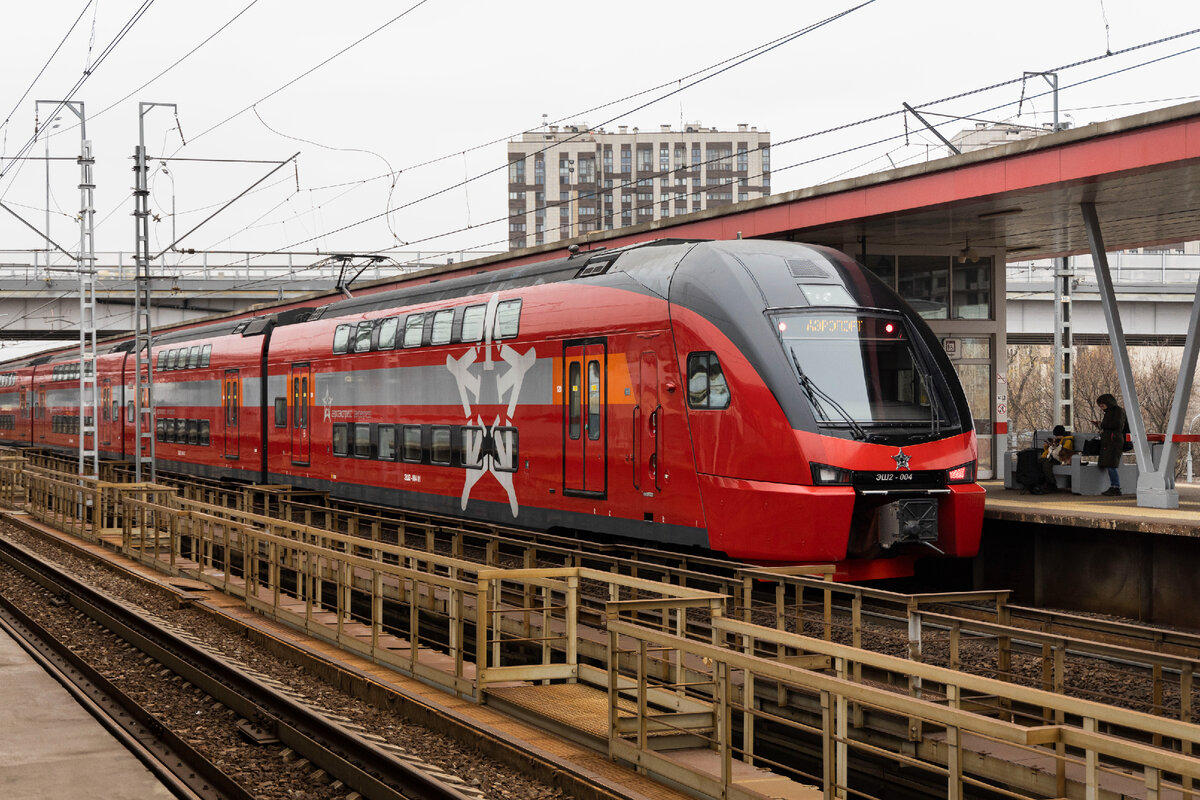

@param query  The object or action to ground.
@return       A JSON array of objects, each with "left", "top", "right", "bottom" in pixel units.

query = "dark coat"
[{"left": 1098, "top": 404, "right": 1126, "bottom": 468}]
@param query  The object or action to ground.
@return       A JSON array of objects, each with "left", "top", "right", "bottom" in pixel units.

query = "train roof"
[{"left": 307, "top": 238, "right": 702, "bottom": 322}]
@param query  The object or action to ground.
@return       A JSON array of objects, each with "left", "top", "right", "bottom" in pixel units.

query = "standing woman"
[{"left": 1094, "top": 393, "right": 1126, "bottom": 496}]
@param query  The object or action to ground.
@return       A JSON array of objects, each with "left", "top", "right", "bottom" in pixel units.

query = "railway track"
[
  {"left": 0, "top": 535, "right": 489, "bottom": 800},
  {"left": 10, "top": 454, "right": 1200, "bottom": 799},
  {"left": 28, "top": 455, "right": 1200, "bottom": 718},
  {"left": 51, "top": 456, "right": 1200, "bottom": 724}
]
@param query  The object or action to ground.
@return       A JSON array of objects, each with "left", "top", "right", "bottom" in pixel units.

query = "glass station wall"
[{"left": 861, "top": 252, "right": 1001, "bottom": 478}]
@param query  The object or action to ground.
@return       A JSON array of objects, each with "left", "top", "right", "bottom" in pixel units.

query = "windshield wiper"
[{"left": 790, "top": 351, "right": 867, "bottom": 440}]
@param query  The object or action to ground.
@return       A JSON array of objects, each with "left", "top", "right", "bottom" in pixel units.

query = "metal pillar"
[
  {"left": 133, "top": 102, "right": 175, "bottom": 483},
  {"left": 1052, "top": 256, "right": 1073, "bottom": 429},
  {"left": 1150, "top": 279, "right": 1200, "bottom": 503},
  {"left": 77, "top": 133, "right": 99, "bottom": 478},
  {"left": 1080, "top": 202, "right": 1172, "bottom": 507},
  {"left": 38, "top": 100, "right": 98, "bottom": 477}
]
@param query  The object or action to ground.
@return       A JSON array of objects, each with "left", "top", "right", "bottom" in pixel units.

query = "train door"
[
  {"left": 223, "top": 370, "right": 240, "bottom": 459},
  {"left": 289, "top": 363, "right": 311, "bottom": 466},
  {"left": 100, "top": 380, "right": 112, "bottom": 448},
  {"left": 563, "top": 339, "right": 606, "bottom": 496},
  {"left": 636, "top": 350, "right": 661, "bottom": 494},
  {"left": 35, "top": 389, "right": 46, "bottom": 442}
]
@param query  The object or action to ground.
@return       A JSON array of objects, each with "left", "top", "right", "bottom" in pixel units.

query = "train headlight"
[
  {"left": 810, "top": 463, "right": 853, "bottom": 485},
  {"left": 946, "top": 461, "right": 976, "bottom": 483}
]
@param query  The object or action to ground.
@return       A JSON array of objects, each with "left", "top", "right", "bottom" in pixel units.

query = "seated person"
[{"left": 1034, "top": 424, "right": 1075, "bottom": 493}]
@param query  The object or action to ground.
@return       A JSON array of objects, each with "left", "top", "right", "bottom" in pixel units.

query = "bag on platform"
[{"left": 1014, "top": 448, "right": 1042, "bottom": 491}]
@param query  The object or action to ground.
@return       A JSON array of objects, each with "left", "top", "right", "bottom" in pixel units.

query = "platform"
[
  {"left": 982, "top": 479, "right": 1200, "bottom": 537},
  {"left": 980, "top": 479, "right": 1200, "bottom": 628},
  {"left": 0, "top": 622, "right": 175, "bottom": 799}
]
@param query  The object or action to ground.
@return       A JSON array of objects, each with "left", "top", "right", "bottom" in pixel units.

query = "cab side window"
[{"left": 686, "top": 352, "right": 730, "bottom": 410}]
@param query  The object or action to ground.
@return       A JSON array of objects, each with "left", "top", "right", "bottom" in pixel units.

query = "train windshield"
[{"left": 774, "top": 311, "right": 957, "bottom": 435}]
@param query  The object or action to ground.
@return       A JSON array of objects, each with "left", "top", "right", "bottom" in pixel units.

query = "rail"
[{"left": 0, "top": 536, "right": 471, "bottom": 800}]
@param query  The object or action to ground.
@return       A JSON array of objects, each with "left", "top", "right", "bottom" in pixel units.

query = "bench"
[{"left": 1002, "top": 429, "right": 1152, "bottom": 496}]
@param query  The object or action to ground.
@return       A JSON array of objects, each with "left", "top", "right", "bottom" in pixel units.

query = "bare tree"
[
  {"left": 1135, "top": 345, "right": 1181, "bottom": 434},
  {"left": 1005, "top": 344, "right": 1052, "bottom": 447},
  {"left": 1072, "top": 345, "right": 1118, "bottom": 432}
]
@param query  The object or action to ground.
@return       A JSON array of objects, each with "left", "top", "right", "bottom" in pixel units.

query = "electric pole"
[
  {"left": 133, "top": 102, "right": 176, "bottom": 483},
  {"left": 37, "top": 99, "right": 98, "bottom": 477}
]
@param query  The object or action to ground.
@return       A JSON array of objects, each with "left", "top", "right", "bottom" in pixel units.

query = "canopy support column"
[{"left": 1081, "top": 201, "right": 1192, "bottom": 508}]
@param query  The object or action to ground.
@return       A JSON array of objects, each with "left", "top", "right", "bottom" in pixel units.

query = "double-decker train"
[{"left": 0, "top": 239, "right": 983, "bottom": 579}]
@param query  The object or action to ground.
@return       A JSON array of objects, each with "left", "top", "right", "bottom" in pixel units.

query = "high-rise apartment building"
[{"left": 506, "top": 122, "right": 770, "bottom": 249}]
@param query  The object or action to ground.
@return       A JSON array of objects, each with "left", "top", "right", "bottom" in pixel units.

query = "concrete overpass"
[
  {"left": 0, "top": 250, "right": 496, "bottom": 340},
  {"left": 1006, "top": 252, "right": 1200, "bottom": 346}
]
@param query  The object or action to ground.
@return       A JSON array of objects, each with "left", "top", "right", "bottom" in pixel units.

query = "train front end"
[{"left": 668, "top": 240, "right": 984, "bottom": 579}]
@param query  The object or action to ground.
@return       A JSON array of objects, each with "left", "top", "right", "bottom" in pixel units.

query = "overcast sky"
[{"left": 1, "top": 0, "right": 1198, "bottom": 278}]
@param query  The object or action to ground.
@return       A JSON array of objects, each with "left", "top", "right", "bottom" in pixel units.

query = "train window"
[
  {"left": 188, "top": 346, "right": 201, "bottom": 368},
  {"left": 460, "top": 426, "right": 484, "bottom": 469},
  {"left": 111, "top": 400, "right": 119, "bottom": 422},
  {"left": 378, "top": 425, "right": 396, "bottom": 460},
  {"left": 156, "top": 419, "right": 165, "bottom": 441},
  {"left": 332, "top": 324, "right": 352, "bottom": 354},
  {"left": 430, "top": 310, "right": 453, "bottom": 345},
  {"left": 430, "top": 426, "right": 451, "bottom": 464},
  {"left": 332, "top": 423, "right": 349, "bottom": 456},
  {"left": 493, "top": 427, "right": 518, "bottom": 472},
  {"left": 460, "top": 305, "right": 486, "bottom": 343},
  {"left": 588, "top": 361, "right": 601, "bottom": 440},
  {"left": 274, "top": 398, "right": 287, "bottom": 428},
  {"left": 353, "top": 424, "right": 373, "bottom": 458},
  {"left": 187, "top": 419, "right": 199, "bottom": 445},
  {"left": 402, "top": 425, "right": 423, "bottom": 462},
  {"left": 377, "top": 317, "right": 400, "bottom": 350},
  {"left": 199, "top": 420, "right": 211, "bottom": 446},
  {"left": 291, "top": 378, "right": 302, "bottom": 427},
  {"left": 200, "top": 345, "right": 212, "bottom": 368},
  {"left": 161, "top": 418, "right": 173, "bottom": 442},
  {"left": 687, "top": 353, "right": 731, "bottom": 410},
  {"left": 402, "top": 315, "right": 425, "bottom": 348},
  {"left": 127, "top": 401, "right": 134, "bottom": 423},
  {"left": 568, "top": 361, "right": 581, "bottom": 440},
  {"left": 354, "top": 321, "right": 374, "bottom": 353},
  {"left": 168, "top": 349, "right": 179, "bottom": 370},
  {"left": 155, "top": 351, "right": 164, "bottom": 370},
  {"left": 496, "top": 299, "right": 522, "bottom": 339}
]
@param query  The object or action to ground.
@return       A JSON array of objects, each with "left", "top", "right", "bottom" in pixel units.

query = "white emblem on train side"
[
  {"left": 322, "top": 386, "right": 334, "bottom": 421},
  {"left": 447, "top": 292, "right": 534, "bottom": 517}
]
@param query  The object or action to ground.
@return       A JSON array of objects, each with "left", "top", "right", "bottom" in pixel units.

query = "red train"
[{"left": 0, "top": 239, "right": 983, "bottom": 579}]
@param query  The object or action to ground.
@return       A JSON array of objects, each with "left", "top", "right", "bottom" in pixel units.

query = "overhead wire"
[
  {"left": 0, "top": 0, "right": 158, "bottom": 184},
  {"left": 365, "top": 34, "right": 1200, "bottom": 260},
  {"left": 232, "top": 0, "right": 882, "bottom": 254},
  {"left": 180, "top": 0, "right": 435, "bottom": 149},
  {"left": 129, "top": 2, "right": 882, "bottom": 272},
  {"left": 293, "top": 32, "right": 1200, "bottom": 263},
  {"left": 0, "top": 0, "right": 93, "bottom": 142},
  {"left": 3, "top": 21, "right": 1200, "bottom": 333},
  {"left": 97, "top": 24, "right": 1200, "bottom": 310}
]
